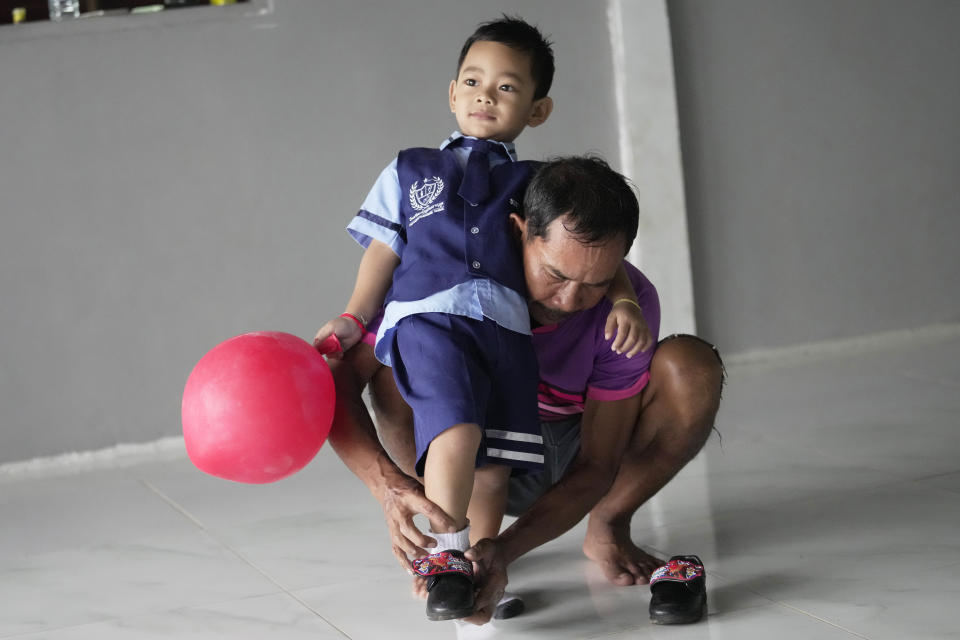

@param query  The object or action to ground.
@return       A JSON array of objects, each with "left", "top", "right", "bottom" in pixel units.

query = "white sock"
[{"left": 429, "top": 525, "right": 471, "bottom": 553}]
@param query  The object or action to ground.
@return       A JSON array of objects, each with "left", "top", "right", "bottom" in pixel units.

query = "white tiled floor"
[{"left": 2, "top": 328, "right": 959, "bottom": 639}]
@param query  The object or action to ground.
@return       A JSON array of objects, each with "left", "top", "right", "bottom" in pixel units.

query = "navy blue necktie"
[{"left": 458, "top": 139, "right": 499, "bottom": 206}]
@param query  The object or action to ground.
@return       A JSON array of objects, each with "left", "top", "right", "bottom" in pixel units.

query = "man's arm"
[
  {"left": 465, "top": 393, "right": 643, "bottom": 624},
  {"left": 326, "top": 345, "right": 455, "bottom": 569}
]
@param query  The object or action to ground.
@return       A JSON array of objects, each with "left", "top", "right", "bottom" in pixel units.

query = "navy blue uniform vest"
[{"left": 388, "top": 147, "right": 538, "bottom": 305}]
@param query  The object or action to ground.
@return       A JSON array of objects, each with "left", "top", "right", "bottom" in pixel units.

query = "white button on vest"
[
  {"left": 470, "top": 226, "right": 480, "bottom": 234},
  {"left": 471, "top": 260, "right": 481, "bottom": 269}
]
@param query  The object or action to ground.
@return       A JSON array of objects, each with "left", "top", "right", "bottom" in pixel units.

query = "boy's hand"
[
  {"left": 604, "top": 300, "right": 652, "bottom": 358},
  {"left": 312, "top": 316, "right": 364, "bottom": 358}
]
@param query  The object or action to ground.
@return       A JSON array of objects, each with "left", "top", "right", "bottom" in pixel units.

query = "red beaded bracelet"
[{"left": 340, "top": 312, "right": 366, "bottom": 335}]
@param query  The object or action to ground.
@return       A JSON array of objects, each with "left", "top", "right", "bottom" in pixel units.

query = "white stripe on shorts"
[
  {"left": 486, "top": 448, "right": 545, "bottom": 464},
  {"left": 485, "top": 429, "right": 544, "bottom": 444}
]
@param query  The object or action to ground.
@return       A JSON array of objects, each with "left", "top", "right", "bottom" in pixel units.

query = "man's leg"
[
  {"left": 368, "top": 359, "right": 418, "bottom": 477},
  {"left": 327, "top": 344, "right": 462, "bottom": 567},
  {"left": 582, "top": 335, "right": 725, "bottom": 585}
]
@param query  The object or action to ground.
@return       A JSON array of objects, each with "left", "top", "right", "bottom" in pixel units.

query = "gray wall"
[
  {"left": 0, "top": 0, "right": 619, "bottom": 463},
  {"left": 670, "top": 0, "right": 960, "bottom": 354}
]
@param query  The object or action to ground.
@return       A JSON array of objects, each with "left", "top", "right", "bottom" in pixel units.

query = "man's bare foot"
[{"left": 583, "top": 518, "right": 664, "bottom": 586}]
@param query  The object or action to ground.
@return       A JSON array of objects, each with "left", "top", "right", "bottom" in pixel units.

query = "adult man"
[{"left": 323, "top": 156, "right": 724, "bottom": 624}]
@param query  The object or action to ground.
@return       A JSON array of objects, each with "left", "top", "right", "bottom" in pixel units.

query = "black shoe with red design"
[
  {"left": 648, "top": 554, "right": 707, "bottom": 624},
  {"left": 412, "top": 550, "right": 475, "bottom": 621}
]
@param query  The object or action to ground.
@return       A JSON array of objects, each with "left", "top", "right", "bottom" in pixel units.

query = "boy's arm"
[
  {"left": 605, "top": 261, "right": 638, "bottom": 306},
  {"left": 345, "top": 239, "right": 400, "bottom": 327},
  {"left": 313, "top": 239, "right": 399, "bottom": 353},
  {"left": 603, "top": 262, "right": 652, "bottom": 357}
]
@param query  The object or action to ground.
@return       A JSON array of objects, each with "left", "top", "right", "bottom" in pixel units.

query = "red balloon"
[{"left": 182, "top": 331, "right": 335, "bottom": 484}]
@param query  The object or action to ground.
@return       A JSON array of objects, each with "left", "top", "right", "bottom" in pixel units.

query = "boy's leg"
[
  {"left": 468, "top": 463, "right": 523, "bottom": 620},
  {"left": 467, "top": 464, "right": 512, "bottom": 543},
  {"left": 422, "top": 423, "right": 483, "bottom": 532},
  {"left": 582, "top": 335, "right": 725, "bottom": 585},
  {"left": 391, "top": 315, "right": 492, "bottom": 620},
  {"left": 415, "top": 423, "right": 486, "bottom": 620}
]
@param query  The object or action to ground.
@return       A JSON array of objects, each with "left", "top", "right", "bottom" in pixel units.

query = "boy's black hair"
[
  {"left": 522, "top": 156, "right": 639, "bottom": 253},
  {"left": 457, "top": 15, "right": 555, "bottom": 100}
]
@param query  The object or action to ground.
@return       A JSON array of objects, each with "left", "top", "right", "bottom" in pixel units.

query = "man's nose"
[{"left": 553, "top": 286, "right": 582, "bottom": 312}]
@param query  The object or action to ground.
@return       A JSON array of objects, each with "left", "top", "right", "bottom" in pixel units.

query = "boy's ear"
[
  {"left": 449, "top": 79, "right": 457, "bottom": 112},
  {"left": 526, "top": 96, "right": 554, "bottom": 128}
]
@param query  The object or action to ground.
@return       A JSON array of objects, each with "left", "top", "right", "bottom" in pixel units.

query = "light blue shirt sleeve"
[{"left": 347, "top": 158, "right": 405, "bottom": 258}]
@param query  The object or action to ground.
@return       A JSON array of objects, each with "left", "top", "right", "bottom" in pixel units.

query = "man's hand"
[
  {"left": 381, "top": 475, "right": 457, "bottom": 570},
  {"left": 462, "top": 538, "right": 510, "bottom": 625}
]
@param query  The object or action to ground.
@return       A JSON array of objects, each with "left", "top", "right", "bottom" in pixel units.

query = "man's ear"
[
  {"left": 508, "top": 212, "right": 527, "bottom": 242},
  {"left": 526, "top": 96, "right": 554, "bottom": 128}
]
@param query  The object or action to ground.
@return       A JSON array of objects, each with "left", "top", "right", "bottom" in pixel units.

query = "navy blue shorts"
[{"left": 388, "top": 313, "right": 544, "bottom": 476}]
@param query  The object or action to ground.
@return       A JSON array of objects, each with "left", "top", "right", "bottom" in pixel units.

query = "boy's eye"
[
  {"left": 499, "top": 84, "right": 515, "bottom": 92},
  {"left": 464, "top": 78, "right": 477, "bottom": 86}
]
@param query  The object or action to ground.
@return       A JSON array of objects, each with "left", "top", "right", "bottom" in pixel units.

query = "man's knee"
[
  {"left": 646, "top": 334, "right": 725, "bottom": 451},
  {"left": 328, "top": 345, "right": 418, "bottom": 476},
  {"left": 328, "top": 354, "right": 367, "bottom": 416},
  {"left": 369, "top": 362, "right": 418, "bottom": 476}
]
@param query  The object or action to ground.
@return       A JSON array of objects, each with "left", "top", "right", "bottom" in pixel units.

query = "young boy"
[{"left": 313, "top": 16, "right": 648, "bottom": 621}]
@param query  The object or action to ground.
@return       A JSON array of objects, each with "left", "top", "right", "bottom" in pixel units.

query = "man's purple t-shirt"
[
  {"left": 363, "top": 260, "right": 659, "bottom": 420},
  {"left": 533, "top": 261, "right": 659, "bottom": 421}
]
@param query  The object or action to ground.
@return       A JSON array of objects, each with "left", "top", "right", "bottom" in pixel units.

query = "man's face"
[
  {"left": 514, "top": 214, "right": 627, "bottom": 326},
  {"left": 449, "top": 41, "right": 552, "bottom": 143}
]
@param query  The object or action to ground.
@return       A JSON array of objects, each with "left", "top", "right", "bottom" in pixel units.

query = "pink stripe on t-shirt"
[
  {"left": 538, "top": 402, "right": 583, "bottom": 416},
  {"left": 586, "top": 371, "right": 650, "bottom": 402}
]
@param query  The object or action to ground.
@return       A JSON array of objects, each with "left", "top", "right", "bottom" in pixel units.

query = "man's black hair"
[
  {"left": 457, "top": 15, "right": 555, "bottom": 100},
  {"left": 522, "top": 156, "right": 639, "bottom": 253}
]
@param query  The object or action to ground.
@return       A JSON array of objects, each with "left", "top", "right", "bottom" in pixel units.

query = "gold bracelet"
[{"left": 613, "top": 298, "right": 643, "bottom": 312}]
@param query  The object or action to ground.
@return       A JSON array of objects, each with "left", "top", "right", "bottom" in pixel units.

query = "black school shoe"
[
  {"left": 411, "top": 550, "right": 475, "bottom": 621},
  {"left": 493, "top": 592, "right": 525, "bottom": 620},
  {"left": 648, "top": 555, "right": 707, "bottom": 624}
]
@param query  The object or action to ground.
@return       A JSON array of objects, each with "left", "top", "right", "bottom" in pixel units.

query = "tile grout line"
[
  {"left": 678, "top": 563, "right": 874, "bottom": 640},
  {"left": 138, "top": 479, "right": 354, "bottom": 640},
  {"left": 768, "top": 601, "right": 873, "bottom": 640}
]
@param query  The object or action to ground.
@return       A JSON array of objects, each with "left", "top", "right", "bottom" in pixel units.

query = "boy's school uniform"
[{"left": 346, "top": 132, "right": 544, "bottom": 473}]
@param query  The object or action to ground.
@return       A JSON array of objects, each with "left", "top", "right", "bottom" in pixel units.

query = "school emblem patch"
[{"left": 409, "top": 176, "right": 445, "bottom": 225}]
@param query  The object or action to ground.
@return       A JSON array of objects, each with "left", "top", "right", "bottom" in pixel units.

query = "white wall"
[
  {"left": 611, "top": 0, "right": 695, "bottom": 336},
  {"left": 669, "top": 0, "right": 960, "bottom": 354},
  {"left": 0, "top": 0, "right": 622, "bottom": 463}
]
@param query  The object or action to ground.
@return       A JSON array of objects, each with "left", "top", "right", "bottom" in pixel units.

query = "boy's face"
[{"left": 449, "top": 41, "right": 552, "bottom": 143}]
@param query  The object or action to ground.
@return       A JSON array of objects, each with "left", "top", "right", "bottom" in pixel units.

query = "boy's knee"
[{"left": 431, "top": 423, "right": 483, "bottom": 452}]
